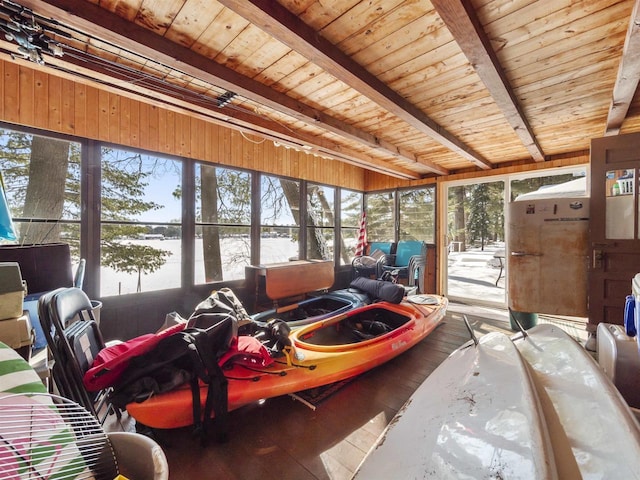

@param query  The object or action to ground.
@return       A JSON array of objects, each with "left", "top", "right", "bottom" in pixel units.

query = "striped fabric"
[
  {"left": 0, "top": 342, "right": 94, "bottom": 480},
  {"left": 0, "top": 342, "right": 46, "bottom": 395},
  {"left": 354, "top": 211, "right": 367, "bottom": 257}
]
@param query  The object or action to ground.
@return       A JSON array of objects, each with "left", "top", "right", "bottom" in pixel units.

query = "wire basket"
[{"left": 0, "top": 392, "right": 119, "bottom": 480}]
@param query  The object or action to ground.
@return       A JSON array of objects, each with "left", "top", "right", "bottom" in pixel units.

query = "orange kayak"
[{"left": 126, "top": 295, "right": 448, "bottom": 429}]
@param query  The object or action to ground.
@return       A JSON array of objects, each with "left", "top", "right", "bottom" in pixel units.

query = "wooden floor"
[{"left": 122, "top": 302, "right": 589, "bottom": 480}]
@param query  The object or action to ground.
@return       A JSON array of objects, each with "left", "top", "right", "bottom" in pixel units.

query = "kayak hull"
[
  {"left": 353, "top": 330, "right": 559, "bottom": 479},
  {"left": 126, "top": 295, "right": 447, "bottom": 429},
  {"left": 513, "top": 324, "right": 640, "bottom": 479}
]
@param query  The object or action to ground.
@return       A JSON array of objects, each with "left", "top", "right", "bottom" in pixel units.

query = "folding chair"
[
  {"left": 38, "top": 287, "right": 118, "bottom": 424},
  {"left": 379, "top": 240, "right": 426, "bottom": 282}
]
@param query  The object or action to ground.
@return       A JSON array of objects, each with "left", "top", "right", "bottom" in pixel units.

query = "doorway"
[
  {"left": 445, "top": 179, "right": 507, "bottom": 306},
  {"left": 442, "top": 167, "right": 588, "bottom": 308}
]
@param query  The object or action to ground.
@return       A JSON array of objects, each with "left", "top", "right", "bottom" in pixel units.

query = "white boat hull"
[
  {"left": 353, "top": 331, "right": 558, "bottom": 479},
  {"left": 513, "top": 324, "right": 640, "bottom": 480}
]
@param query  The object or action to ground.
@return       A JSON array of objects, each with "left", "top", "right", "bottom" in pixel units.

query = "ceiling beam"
[
  {"left": 20, "top": 0, "right": 446, "bottom": 176},
  {"left": 605, "top": 0, "right": 640, "bottom": 136},
  {"left": 32, "top": 45, "right": 420, "bottom": 180},
  {"left": 431, "top": 0, "right": 545, "bottom": 162},
  {"left": 215, "top": 0, "right": 491, "bottom": 170}
]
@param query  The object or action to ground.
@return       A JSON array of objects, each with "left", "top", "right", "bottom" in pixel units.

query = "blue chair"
[
  {"left": 379, "top": 240, "right": 426, "bottom": 282},
  {"left": 368, "top": 241, "right": 396, "bottom": 255}
]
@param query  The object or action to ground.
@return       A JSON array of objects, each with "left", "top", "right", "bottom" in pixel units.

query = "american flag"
[{"left": 354, "top": 211, "right": 367, "bottom": 257}]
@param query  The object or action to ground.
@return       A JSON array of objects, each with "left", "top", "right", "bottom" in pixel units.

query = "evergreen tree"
[
  {"left": 366, "top": 192, "right": 394, "bottom": 241},
  {"left": 467, "top": 183, "right": 491, "bottom": 250},
  {"left": 94, "top": 148, "right": 173, "bottom": 291},
  {"left": 340, "top": 190, "right": 362, "bottom": 263},
  {"left": 398, "top": 188, "right": 435, "bottom": 240}
]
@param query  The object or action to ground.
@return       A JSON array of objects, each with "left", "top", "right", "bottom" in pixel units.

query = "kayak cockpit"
[{"left": 295, "top": 306, "right": 411, "bottom": 346}]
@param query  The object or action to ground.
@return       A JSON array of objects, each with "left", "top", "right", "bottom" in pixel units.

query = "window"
[
  {"left": 306, "top": 183, "right": 335, "bottom": 261},
  {"left": 100, "top": 147, "right": 182, "bottom": 296},
  {"left": 260, "top": 175, "right": 300, "bottom": 263},
  {"left": 399, "top": 186, "right": 435, "bottom": 243},
  {"left": 196, "top": 164, "right": 251, "bottom": 282},
  {"left": 0, "top": 128, "right": 81, "bottom": 257},
  {"left": 366, "top": 187, "right": 435, "bottom": 245},
  {"left": 340, "top": 189, "right": 363, "bottom": 264},
  {"left": 366, "top": 191, "right": 395, "bottom": 242}
]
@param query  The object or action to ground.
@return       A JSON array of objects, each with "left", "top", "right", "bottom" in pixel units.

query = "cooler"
[
  {"left": 0, "top": 313, "right": 34, "bottom": 360},
  {"left": 597, "top": 322, "right": 640, "bottom": 409}
]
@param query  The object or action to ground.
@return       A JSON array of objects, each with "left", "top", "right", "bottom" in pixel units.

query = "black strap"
[
  {"left": 189, "top": 329, "right": 230, "bottom": 443},
  {"left": 202, "top": 362, "right": 228, "bottom": 443},
  {"left": 189, "top": 376, "right": 203, "bottom": 439}
]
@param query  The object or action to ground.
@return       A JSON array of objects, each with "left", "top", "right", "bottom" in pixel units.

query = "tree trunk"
[
  {"left": 280, "top": 179, "right": 301, "bottom": 259},
  {"left": 454, "top": 187, "right": 466, "bottom": 251},
  {"left": 280, "top": 179, "right": 300, "bottom": 225},
  {"left": 21, "top": 136, "right": 69, "bottom": 244},
  {"left": 306, "top": 185, "right": 332, "bottom": 260},
  {"left": 201, "top": 166, "right": 223, "bottom": 281}
]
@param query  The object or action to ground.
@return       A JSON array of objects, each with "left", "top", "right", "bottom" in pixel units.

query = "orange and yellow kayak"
[{"left": 126, "top": 295, "right": 448, "bottom": 429}]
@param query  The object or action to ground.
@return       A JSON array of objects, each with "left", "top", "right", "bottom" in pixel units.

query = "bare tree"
[{"left": 20, "top": 136, "right": 69, "bottom": 244}]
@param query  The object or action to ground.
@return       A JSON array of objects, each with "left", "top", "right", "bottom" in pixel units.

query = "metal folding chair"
[{"left": 38, "top": 287, "right": 118, "bottom": 424}]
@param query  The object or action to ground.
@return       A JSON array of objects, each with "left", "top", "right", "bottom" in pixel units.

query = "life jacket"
[
  {"left": 82, "top": 321, "right": 187, "bottom": 392},
  {"left": 110, "top": 315, "right": 237, "bottom": 443},
  {"left": 84, "top": 289, "right": 279, "bottom": 442}
]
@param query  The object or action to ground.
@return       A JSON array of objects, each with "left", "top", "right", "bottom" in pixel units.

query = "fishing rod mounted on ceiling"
[{"left": 0, "top": 0, "right": 67, "bottom": 65}]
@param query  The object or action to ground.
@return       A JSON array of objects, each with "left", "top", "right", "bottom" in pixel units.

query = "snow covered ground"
[{"left": 446, "top": 243, "right": 506, "bottom": 306}]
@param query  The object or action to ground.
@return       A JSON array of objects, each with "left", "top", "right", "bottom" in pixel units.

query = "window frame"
[
  {"left": 98, "top": 145, "right": 184, "bottom": 296},
  {"left": 194, "top": 162, "right": 253, "bottom": 284}
]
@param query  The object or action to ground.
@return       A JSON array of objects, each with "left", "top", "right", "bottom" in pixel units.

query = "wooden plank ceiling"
[{"left": 6, "top": 0, "right": 640, "bottom": 180}]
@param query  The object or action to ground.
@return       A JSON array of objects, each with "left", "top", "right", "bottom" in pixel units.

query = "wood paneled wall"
[
  {"left": 0, "top": 58, "right": 590, "bottom": 193},
  {"left": 0, "top": 58, "right": 365, "bottom": 191}
]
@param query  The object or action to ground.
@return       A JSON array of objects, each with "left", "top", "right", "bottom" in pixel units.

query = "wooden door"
[{"left": 589, "top": 133, "right": 640, "bottom": 332}]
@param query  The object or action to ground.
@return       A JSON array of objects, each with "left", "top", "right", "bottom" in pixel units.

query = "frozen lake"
[
  {"left": 100, "top": 238, "right": 505, "bottom": 304},
  {"left": 100, "top": 237, "right": 300, "bottom": 296}
]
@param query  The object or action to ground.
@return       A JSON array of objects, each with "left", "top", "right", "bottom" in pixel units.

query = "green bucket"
[{"left": 509, "top": 309, "right": 538, "bottom": 331}]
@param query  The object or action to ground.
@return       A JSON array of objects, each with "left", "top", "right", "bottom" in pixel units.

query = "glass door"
[
  {"left": 445, "top": 180, "right": 506, "bottom": 306},
  {"left": 443, "top": 167, "right": 588, "bottom": 309}
]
